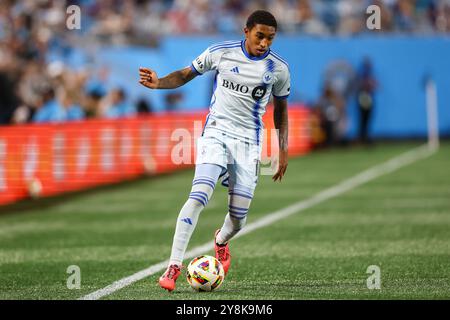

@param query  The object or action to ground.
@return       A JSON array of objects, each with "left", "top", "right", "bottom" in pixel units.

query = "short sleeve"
[
  {"left": 272, "top": 66, "right": 291, "bottom": 99},
  {"left": 191, "top": 47, "right": 218, "bottom": 75}
]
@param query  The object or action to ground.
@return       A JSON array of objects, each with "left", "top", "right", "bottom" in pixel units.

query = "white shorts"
[{"left": 196, "top": 129, "right": 262, "bottom": 190}]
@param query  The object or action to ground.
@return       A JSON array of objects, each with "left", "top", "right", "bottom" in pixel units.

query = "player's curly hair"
[{"left": 246, "top": 10, "right": 278, "bottom": 30}]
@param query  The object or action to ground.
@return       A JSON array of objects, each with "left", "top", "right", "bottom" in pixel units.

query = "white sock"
[
  {"left": 169, "top": 164, "right": 223, "bottom": 266},
  {"left": 216, "top": 213, "right": 247, "bottom": 245},
  {"left": 169, "top": 197, "right": 204, "bottom": 266},
  {"left": 216, "top": 186, "right": 253, "bottom": 245}
]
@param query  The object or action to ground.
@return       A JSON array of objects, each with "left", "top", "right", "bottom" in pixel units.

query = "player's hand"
[
  {"left": 272, "top": 149, "right": 288, "bottom": 182},
  {"left": 139, "top": 67, "right": 159, "bottom": 89}
]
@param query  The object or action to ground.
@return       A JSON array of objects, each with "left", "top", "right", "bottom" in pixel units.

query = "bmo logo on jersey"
[
  {"left": 222, "top": 79, "right": 249, "bottom": 94},
  {"left": 222, "top": 80, "right": 267, "bottom": 101}
]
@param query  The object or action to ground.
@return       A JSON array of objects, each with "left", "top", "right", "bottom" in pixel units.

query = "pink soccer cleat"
[
  {"left": 159, "top": 264, "right": 182, "bottom": 292},
  {"left": 214, "top": 229, "right": 231, "bottom": 275}
]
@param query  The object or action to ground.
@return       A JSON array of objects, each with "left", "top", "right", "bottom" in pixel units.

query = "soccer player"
[{"left": 139, "top": 10, "right": 290, "bottom": 292}]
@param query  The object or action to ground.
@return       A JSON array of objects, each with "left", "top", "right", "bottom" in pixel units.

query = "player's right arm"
[
  {"left": 139, "top": 66, "right": 198, "bottom": 90},
  {"left": 139, "top": 45, "right": 219, "bottom": 90}
]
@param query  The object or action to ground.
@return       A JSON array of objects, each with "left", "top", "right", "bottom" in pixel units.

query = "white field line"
[{"left": 79, "top": 144, "right": 437, "bottom": 300}]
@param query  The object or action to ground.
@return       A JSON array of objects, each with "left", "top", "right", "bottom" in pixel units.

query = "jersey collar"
[{"left": 241, "top": 40, "right": 270, "bottom": 61}]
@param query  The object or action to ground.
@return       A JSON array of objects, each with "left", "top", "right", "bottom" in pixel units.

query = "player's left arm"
[{"left": 272, "top": 97, "right": 288, "bottom": 182}]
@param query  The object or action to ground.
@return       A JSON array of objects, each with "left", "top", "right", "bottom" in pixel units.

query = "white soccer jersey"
[{"left": 191, "top": 40, "right": 290, "bottom": 145}]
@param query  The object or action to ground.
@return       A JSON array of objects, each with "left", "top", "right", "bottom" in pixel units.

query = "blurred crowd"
[
  {"left": 0, "top": 59, "right": 149, "bottom": 124},
  {"left": 0, "top": 0, "right": 156, "bottom": 125},
  {"left": 1, "top": 0, "right": 449, "bottom": 125},
  {"left": 0, "top": 0, "right": 443, "bottom": 41}
]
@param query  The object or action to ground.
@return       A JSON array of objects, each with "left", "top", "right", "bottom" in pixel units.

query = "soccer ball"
[{"left": 186, "top": 255, "right": 225, "bottom": 292}]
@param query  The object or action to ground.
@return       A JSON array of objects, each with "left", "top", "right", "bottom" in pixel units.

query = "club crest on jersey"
[
  {"left": 252, "top": 86, "right": 267, "bottom": 101},
  {"left": 262, "top": 71, "right": 274, "bottom": 84}
]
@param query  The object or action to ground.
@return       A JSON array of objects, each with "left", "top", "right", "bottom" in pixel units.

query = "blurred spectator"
[
  {"left": 315, "top": 83, "right": 346, "bottom": 147},
  {"left": 136, "top": 97, "right": 154, "bottom": 114},
  {"left": 0, "top": 71, "right": 19, "bottom": 124},
  {"left": 32, "top": 86, "right": 66, "bottom": 123},
  {"left": 372, "top": 0, "right": 394, "bottom": 32},
  {"left": 322, "top": 60, "right": 356, "bottom": 145},
  {"left": 310, "top": 107, "right": 327, "bottom": 147},
  {"left": 295, "top": 0, "right": 330, "bottom": 35},
  {"left": 394, "top": 0, "right": 417, "bottom": 32},
  {"left": 324, "top": 60, "right": 356, "bottom": 101},
  {"left": 436, "top": 0, "right": 450, "bottom": 32},
  {"left": 356, "top": 57, "right": 377, "bottom": 144},
  {"left": 164, "top": 92, "right": 184, "bottom": 111},
  {"left": 336, "top": 0, "right": 365, "bottom": 34},
  {"left": 84, "top": 67, "right": 110, "bottom": 98},
  {"left": 84, "top": 89, "right": 104, "bottom": 119},
  {"left": 103, "top": 88, "right": 136, "bottom": 118},
  {"left": 61, "top": 92, "right": 85, "bottom": 121}
]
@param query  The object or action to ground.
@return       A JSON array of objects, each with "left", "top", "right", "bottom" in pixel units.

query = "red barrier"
[{"left": 0, "top": 105, "right": 312, "bottom": 205}]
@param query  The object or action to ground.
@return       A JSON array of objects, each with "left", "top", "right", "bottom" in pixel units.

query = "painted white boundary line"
[{"left": 80, "top": 144, "right": 437, "bottom": 300}]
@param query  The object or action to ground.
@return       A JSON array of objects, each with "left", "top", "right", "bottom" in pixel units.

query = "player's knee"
[
  {"left": 189, "top": 182, "right": 214, "bottom": 205},
  {"left": 191, "top": 182, "right": 216, "bottom": 193},
  {"left": 228, "top": 187, "right": 253, "bottom": 216},
  {"left": 229, "top": 184, "right": 254, "bottom": 202},
  {"left": 188, "top": 191, "right": 209, "bottom": 207},
  {"left": 234, "top": 184, "right": 255, "bottom": 196},
  {"left": 192, "top": 172, "right": 218, "bottom": 193}
]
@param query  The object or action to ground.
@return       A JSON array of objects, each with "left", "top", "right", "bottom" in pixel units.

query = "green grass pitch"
[{"left": 0, "top": 142, "right": 449, "bottom": 300}]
